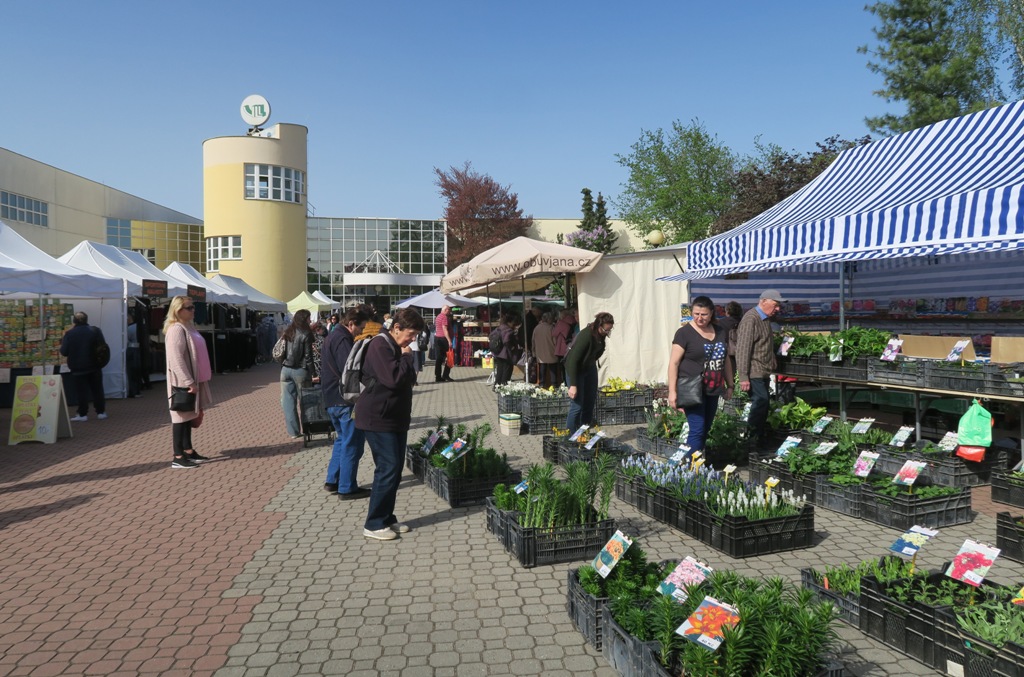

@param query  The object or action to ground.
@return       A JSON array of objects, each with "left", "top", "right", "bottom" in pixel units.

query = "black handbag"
[
  {"left": 169, "top": 386, "right": 196, "bottom": 412},
  {"left": 675, "top": 374, "right": 704, "bottom": 409}
]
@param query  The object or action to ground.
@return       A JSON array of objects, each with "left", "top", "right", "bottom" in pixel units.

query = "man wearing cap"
[{"left": 736, "top": 290, "right": 785, "bottom": 446}]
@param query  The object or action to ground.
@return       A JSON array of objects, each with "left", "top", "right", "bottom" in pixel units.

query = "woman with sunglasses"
[{"left": 164, "top": 296, "right": 213, "bottom": 469}]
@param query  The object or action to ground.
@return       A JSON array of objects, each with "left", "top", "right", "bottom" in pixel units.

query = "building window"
[
  {"left": 106, "top": 218, "right": 132, "bottom": 248},
  {"left": 206, "top": 235, "right": 242, "bottom": 272},
  {"left": 1, "top": 191, "right": 48, "bottom": 227},
  {"left": 244, "top": 163, "right": 304, "bottom": 204}
]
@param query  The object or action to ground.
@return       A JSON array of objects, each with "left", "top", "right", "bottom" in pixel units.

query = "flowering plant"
[
  {"left": 529, "top": 384, "right": 568, "bottom": 399},
  {"left": 494, "top": 381, "right": 537, "bottom": 396},
  {"left": 703, "top": 485, "right": 806, "bottom": 520}
]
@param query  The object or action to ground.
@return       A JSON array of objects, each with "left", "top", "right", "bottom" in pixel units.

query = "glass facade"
[
  {"left": 306, "top": 217, "right": 446, "bottom": 309},
  {"left": 2, "top": 190, "right": 49, "bottom": 227},
  {"left": 106, "top": 218, "right": 205, "bottom": 273}
]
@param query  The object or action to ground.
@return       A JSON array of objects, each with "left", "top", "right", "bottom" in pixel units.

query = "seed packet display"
[
  {"left": 850, "top": 418, "right": 875, "bottom": 434},
  {"left": 946, "top": 539, "right": 1001, "bottom": 587},
  {"left": 592, "top": 530, "right": 632, "bottom": 578},
  {"left": 853, "top": 450, "right": 879, "bottom": 478},
  {"left": 945, "top": 339, "right": 970, "bottom": 362},
  {"left": 775, "top": 436, "right": 801, "bottom": 459},
  {"left": 422, "top": 431, "right": 441, "bottom": 455},
  {"left": 810, "top": 416, "right": 833, "bottom": 434},
  {"left": 658, "top": 556, "right": 713, "bottom": 603},
  {"left": 667, "top": 445, "right": 691, "bottom": 466},
  {"left": 676, "top": 596, "right": 741, "bottom": 651},
  {"left": 890, "top": 525, "right": 939, "bottom": 556},
  {"left": 889, "top": 426, "right": 914, "bottom": 447},
  {"left": 813, "top": 442, "right": 838, "bottom": 456},
  {"left": 938, "top": 431, "right": 959, "bottom": 451},
  {"left": 676, "top": 421, "right": 690, "bottom": 442},
  {"left": 513, "top": 480, "right": 529, "bottom": 494},
  {"left": 880, "top": 339, "right": 903, "bottom": 362},
  {"left": 893, "top": 460, "right": 927, "bottom": 486},
  {"left": 740, "top": 403, "right": 751, "bottom": 422},
  {"left": 584, "top": 430, "right": 607, "bottom": 450},
  {"left": 777, "top": 336, "right": 794, "bottom": 356},
  {"left": 440, "top": 438, "right": 468, "bottom": 462}
]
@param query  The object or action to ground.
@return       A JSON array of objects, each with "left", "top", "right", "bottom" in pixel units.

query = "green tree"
[
  {"left": 614, "top": 119, "right": 736, "bottom": 245},
  {"left": 955, "top": 0, "right": 1024, "bottom": 96},
  {"left": 558, "top": 188, "right": 619, "bottom": 254},
  {"left": 860, "top": 0, "right": 1000, "bottom": 136}
]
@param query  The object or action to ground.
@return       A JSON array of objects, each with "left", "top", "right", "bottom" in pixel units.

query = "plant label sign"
[
  {"left": 853, "top": 451, "right": 879, "bottom": 478},
  {"left": 440, "top": 438, "right": 468, "bottom": 462},
  {"left": 946, "top": 539, "right": 1000, "bottom": 587},
  {"left": 668, "top": 445, "right": 691, "bottom": 466},
  {"left": 775, "top": 436, "right": 801, "bottom": 459},
  {"left": 676, "top": 596, "right": 740, "bottom": 651},
  {"left": 813, "top": 442, "right": 838, "bottom": 456},
  {"left": 658, "top": 556, "right": 713, "bottom": 603},
  {"left": 584, "top": 430, "right": 607, "bottom": 450},
  {"left": 879, "top": 338, "right": 903, "bottom": 362},
  {"left": 938, "top": 431, "right": 959, "bottom": 451},
  {"left": 1013, "top": 585, "right": 1024, "bottom": 606},
  {"left": 569, "top": 425, "right": 589, "bottom": 442},
  {"left": 890, "top": 525, "right": 939, "bottom": 557},
  {"left": 778, "top": 335, "right": 794, "bottom": 356},
  {"left": 851, "top": 418, "right": 875, "bottom": 434},
  {"left": 422, "top": 431, "right": 441, "bottom": 455},
  {"left": 513, "top": 480, "right": 529, "bottom": 494},
  {"left": 810, "top": 416, "right": 833, "bottom": 434},
  {"left": 893, "top": 460, "right": 927, "bottom": 486},
  {"left": 945, "top": 339, "right": 971, "bottom": 362},
  {"left": 592, "top": 530, "right": 632, "bottom": 578},
  {"left": 890, "top": 426, "right": 914, "bottom": 447}
]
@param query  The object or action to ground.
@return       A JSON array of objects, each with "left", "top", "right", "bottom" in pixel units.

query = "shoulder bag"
[{"left": 675, "top": 373, "right": 703, "bottom": 409}]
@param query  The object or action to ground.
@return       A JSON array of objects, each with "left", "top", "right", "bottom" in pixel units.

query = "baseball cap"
[{"left": 760, "top": 289, "right": 787, "bottom": 303}]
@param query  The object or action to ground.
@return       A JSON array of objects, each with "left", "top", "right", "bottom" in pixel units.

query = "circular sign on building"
[{"left": 240, "top": 94, "right": 271, "bottom": 127}]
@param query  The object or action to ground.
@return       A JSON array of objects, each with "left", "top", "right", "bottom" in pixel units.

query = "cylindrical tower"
[{"left": 202, "top": 121, "right": 308, "bottom": 302}]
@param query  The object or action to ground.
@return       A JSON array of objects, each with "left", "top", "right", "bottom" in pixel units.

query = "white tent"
[
  {"left": 59, "top": 241, "right": 188, "bottom": 297},
  {"left": 0, "top": 221, "right": 123, "bottom": 297},
  {"left": 163, "top": 262, "right": 247, "bottom": 305},
  {"left": 288, "top": 291, "right": 333, "bottom": 315},
  {"left": 395, "top": 288, "right": 484, "bottom": 309},
  {"left": 311, "top": 290, "right": 340, "bottom": 307},
  {"left": 210, "top": 274, "right": 287, "bottom": 312}
]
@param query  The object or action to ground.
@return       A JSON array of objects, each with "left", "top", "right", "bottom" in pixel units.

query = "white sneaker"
[
  {"left": 97, "top": 413, "right": 108, "bottom": 420},
  {"left": 390, "top": 523, "right": 411, "bottom": 534},
  {"left": 363, "top": 527, "right": 398, "bottom": 541},
  {"left": 70, "top": 415, "right": 88, "bottom": 422}
]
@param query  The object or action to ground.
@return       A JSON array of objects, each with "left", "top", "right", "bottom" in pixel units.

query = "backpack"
[
  {"left": 272, "top": 336, "right": 287, "bottom": 364},
  {"left": 417, "top": 330, "right": 429, "bottom": 351},
  {"left": 93, "top": 328, "right": 111, "bottom": 369},
  {"left": 488, "top": 326, "right": 504, "bottom": 354},
  {"left": 341, "top": 336, "right": 376, "bottom": 404}
]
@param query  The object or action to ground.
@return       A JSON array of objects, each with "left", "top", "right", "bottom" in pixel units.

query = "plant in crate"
[
  {"left": 953, "top": 600, "right": 1024, "bottom": 665},
  {"left": 704, "top": 482, "right": 807, "bottom": 521},
  {"left": 766, "top": 397, "right": 828, "bottom": 435},
  {"left": 831, "top": 326, "right": 892, "bottom": 362},
  {"left": 427, "top": 422, "right": 513, "bottom": 480},
  {"left": 705, "top": 411, "right": 748, "bottom": 467},
  {"left": 495, "top": 458, "right": 617, "bottom": 528}
]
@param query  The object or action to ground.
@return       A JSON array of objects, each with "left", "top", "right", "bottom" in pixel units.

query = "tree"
[
  {"left": 860, "top": 0, "right": 1000, "bottom": 136},
  {"left": 614, "top": 119, "right": 736, "bottom": 245},
  {"left": 434, "top": 162, "right": 533, "bottom": 268},
  {"left": 558, "top": 188, "right": 619, "bottom": 254},
  {"left": 954, "top": 0, "right": 1024, "bottom": 97},
  {"left": 712, "top": 135, "right": 872, "bottom": 235}
]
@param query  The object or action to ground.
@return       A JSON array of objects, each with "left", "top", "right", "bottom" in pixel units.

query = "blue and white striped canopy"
[{"left": 659, "top": 100, "right": 1024, "bottom": 281}]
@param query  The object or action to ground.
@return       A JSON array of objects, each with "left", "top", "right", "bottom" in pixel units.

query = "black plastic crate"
[
  {"left": 814, "top": 476, "right": 863, "bottom": 518},
  {"left": 868, "top": 359, "right": 927, "bottom": 387},
  {"left": 874, "top": 448, "right": 1003, "bottom": 487},
  {"left": 707, "top": 504, "right": 815, "bottom": 558},
  {"left": 924, "top": 362, "right": 996, "bottom": 394},
  {"left": 601, "top": 606, "right": 658, "bottom": 677},
  {"left": 996, "top": 512, "right": 1024, "bottom": 563},
  {"left": 522, "top": 396, "right": 569, "bottom": 418},
  {"left": 640, "top": 641, "right": 844, "bottom": 677},
  {"left": 652, "top": 488, "right": 686, "bottom": 531},
  {"left": 995, "top": 641, "right": 1024, "bottom": 677},
  {"left": 778, "top": 354, "right": 821, "bottom": 378},
  {"left": 818, "top": 355, "right": 869, "bottom": 382},
  {"left": 936, "top": 606, "right": 1002, "bottom": 677},
  {"left": 506, "top": 514, "right": 616, "bottom": 568},
  {"left": 988, "top": 368, "right": 1024, "bottom": 399},
  {"left": 859, "top": 576, "right": 910, "bottom": 653},
  {"left": 747, "top": 458, "right": 819, "bottom": 504},
  {"left": 992, "top": 470, "right": 1024, "bottom": 508},
  {"left": 496, "top": 392, "right": 523, "bottom": 415},
  {"left": 860, "top": 485, "right": 973, "bottom": 530},
  {"left": 566, "top": 568, "right": 607, "bottom": 649},
  {"left": 800, "top": 567, "right": 860, "bottom": 626},
  {"left": 425, "top": 466, "right": 522, "bottom": 508},
  {"left": 557, "top": 437, "right": 633, "bottom": 465},
  {"left": 404, "top": 445, "right": 427, "bottom": 480},
  {"left": 614, "top": 472, "right": 655, "bottom": 516},
  {"left": 635, "top": 429, "right": 686, "bottom": 458},
  {"left": 484, "top": 497, "right": 516, "bottom": 549},
  {"left": 541, "top": 435, "right": 560, "bottom": 462},
  {"left": 523, "top": 413, "right": 569, "bottom": 435},
  {"left": 595, "top": 406, "right": 647, "bottom": 426}
]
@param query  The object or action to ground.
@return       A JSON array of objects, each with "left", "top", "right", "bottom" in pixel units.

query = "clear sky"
[{"left": 2, "top": 1, "right": 889, "bottom": 222}]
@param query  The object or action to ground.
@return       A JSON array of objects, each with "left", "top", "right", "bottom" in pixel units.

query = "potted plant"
[{"left": 412, "top": 419, "right": 521, "bottom": 507}]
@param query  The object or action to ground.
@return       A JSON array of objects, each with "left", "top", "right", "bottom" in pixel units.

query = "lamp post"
[{"left": 646, "top": 229, "right": 665, "bottom": 247}]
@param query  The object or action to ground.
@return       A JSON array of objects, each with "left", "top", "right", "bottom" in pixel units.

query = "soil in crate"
[
  {"left": 859, "top": 486, "right": 972, "bottom": 530},
  {"left": 566, "top": 568, "right": 607, "bottom": 649},
  {"left": 424, "top": 465, "right": 522, "bottom": 508}
]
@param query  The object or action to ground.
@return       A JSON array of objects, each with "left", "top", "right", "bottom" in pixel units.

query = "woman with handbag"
[
  {"left": 164, "top": 295, "right": 213, "bottom": 469},
  {"left": 280, "top": 309, "right": 315, "bottom": 439},
  {"left": 668, "top": 296, "right": 732, "bottom": 461}
]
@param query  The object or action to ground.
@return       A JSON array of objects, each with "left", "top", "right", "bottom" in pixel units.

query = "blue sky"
[{"left": 3, "top": 1, "right": 889, "bottom": 222}]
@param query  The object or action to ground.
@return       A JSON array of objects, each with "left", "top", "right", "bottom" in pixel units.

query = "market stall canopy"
[
  {"left": 660, "top": 99, "right": 1024, "bottom": 282},
  {"left": 210, "top": 274, "right": 287, "bottom": 312},
  {"left": 394, "top": 288, "right": 484, "bottom": 309},
  {"left": 0, "top": 221, "right": 124, "bottom": 297},
  {"left": 311, "top": 290, "right": 340, "bottom": 307},
  {"left": 439, "top": 237, "right": 603, "bottom": 293},
  {"left": 456, "top": 276, "right": 556, "bottom": 297},
  {"left": 163, "top": 262, "right": 247, "bottom": 304},
  {"left": 59, "top": 241, "right": 188, "bottom": 297},
  {"left": 287, "top": 290, "right": 333, "bottom": 315}
]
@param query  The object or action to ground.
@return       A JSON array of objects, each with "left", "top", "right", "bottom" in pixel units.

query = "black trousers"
[
  {"left": 73, "top": 370, "right": 105, "bottom": 416},
  {"left": 434, "top": 337, "right": 451, "bottom": 381},
  {"left": 172, "top": 421, "right": 194, "bottom": 457},
  {"left": 494, "top": 357, "right": 514, "bottom": 385}
]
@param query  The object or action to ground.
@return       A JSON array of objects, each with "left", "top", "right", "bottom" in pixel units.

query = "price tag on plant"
[
  {"left": 893, "top": 460, "right": 926, "bottom": 486},
  {"left": 829, "top": 338, "right": 844, "bottom": 362},
  {"left": 850, "top": 418, "right": 875, "bottom": 434},
  {"left": 569, "top": 425, "right": 589, "bottom": 442},
  {"left": 513, "top": 480, "right": 529, "bottom": 494},
  {"left": 675, "top": 596, "right": 740, "bottom": 651},
  {"left": 853, "top": 450, "right": 879, "bottom": 477},
  {"left": 775, "top": 436, "right": 801, "bottom": 459},
  {"left": 813, "top": 442, "right": 838, "bottom": 456},
  {"left": 946, "top": 539, "right": 1000, "bottom": 587},
  {"left": 592, "top": 530, "right": 632, "bottom": 578},
  {"left": 584, "top": 430, "right": 607, "bottom": 450},
  {"left": 945, "top": 339, "right": 971, "bottom": 362},
  {"left": 1012, "top": 585, "right": 1024, "bottom": 606},
  {"left": 811, "top": 416, "right": 834, "bottom": 434},
  {"left": 765, "top": 477, "right": 780, "bottom": 489},
  {"left": 778, "top": 335, "right": 794, "bottom": 356},
  {"left": 879, "top": 338, "right": 903, "bottom": 362},
  {"left": 692, "top": 457, "right": 705, "bottom": 471},
  {"left": 938, "top": 431, "right": 959, "bottom": 451},
  {"left": 890, "top": 525, "right": 939, "bottom": 557},
  {"left": 658, "top": 556, "right": 713, "bottom": 603},
  {"left": 890, "top": 426, "right": 914, "bottom": 447}
]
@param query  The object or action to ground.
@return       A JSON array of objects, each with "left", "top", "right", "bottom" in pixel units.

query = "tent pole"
[{"left": 838, "top": 263, "right": 846, "bottom": 331}]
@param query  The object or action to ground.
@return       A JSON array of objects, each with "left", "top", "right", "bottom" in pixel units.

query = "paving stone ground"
[{"left": 1, "top": 362, "right": 1021, "bottom": 676}]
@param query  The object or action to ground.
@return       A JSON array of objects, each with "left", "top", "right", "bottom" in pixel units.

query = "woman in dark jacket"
[
  {"left": 280, "top": 309, "right": 314, "bottom": 439},
  {"left": 564, "top": 311, "right": 614, "bottom": 431},
  {"left": 355, "top": 308, "right": 426, "bottom": 541},
  {"left": 493, "top": 311, "right": 521, "bottom": 386}
]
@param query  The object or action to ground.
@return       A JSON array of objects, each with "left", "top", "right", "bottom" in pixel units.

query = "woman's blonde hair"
[{"left": 162, "top": 296, "right": 193, "bottom": 335}]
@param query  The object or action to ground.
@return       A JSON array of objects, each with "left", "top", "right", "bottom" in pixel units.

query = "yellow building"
[{"left": 202, "top": 123, "right": 309, "bottom": 303}]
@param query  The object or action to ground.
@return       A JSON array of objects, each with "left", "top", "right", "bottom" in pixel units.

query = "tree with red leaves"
[{"left": 434, "top": 162, "right": 533, "bottom": 268}]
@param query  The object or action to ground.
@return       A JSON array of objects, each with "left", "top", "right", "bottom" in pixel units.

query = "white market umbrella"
[
  {"left": 440, "top": 237, "right": 602, "bottom": 294},
  {"left": 395, "top": 288, "right": 484, "bottom": 309}
]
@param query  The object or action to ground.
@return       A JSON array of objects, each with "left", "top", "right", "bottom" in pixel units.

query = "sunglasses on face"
[{"left": 182, "top": 306, "right": 195, "bottom": 311}]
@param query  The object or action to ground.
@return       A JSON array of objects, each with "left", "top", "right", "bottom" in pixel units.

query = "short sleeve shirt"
[
  {"left": 434, "top": 312, "right": 449, "bottom": 337},
  {"left": 672, "top": 324, "right": 728, "bottom": 396}
]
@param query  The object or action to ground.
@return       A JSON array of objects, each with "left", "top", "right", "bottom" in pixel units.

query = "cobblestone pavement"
[{"left": 0, "top": 362, "right": 1021, "bottom": 676}]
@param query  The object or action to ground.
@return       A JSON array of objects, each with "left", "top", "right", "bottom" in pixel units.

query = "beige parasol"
[{"left": 439, "top": 237, "right": 602, "bottom": 294}]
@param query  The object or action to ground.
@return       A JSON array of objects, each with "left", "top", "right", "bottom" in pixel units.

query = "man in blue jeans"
[
  {"left": 320, "top": 306, "right": 370, "bottom": 499},
  {"left": 736, "top": 289, "right": 785, "bottom": 447}
]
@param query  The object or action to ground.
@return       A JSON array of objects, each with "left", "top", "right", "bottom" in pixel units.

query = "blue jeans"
[
  {"left": 325, "top": 405, "right": 365, "bottom": 493},
  {"left": 280, "top": 366, "right": 309, "bottom": 437},
  {"left": 566, "top": 365, "right": 598, "bottom": 431},
  {"left": 363, "top": 429, "right": 407, "bottom": 531},
  {"left": 748, "top": 377, "right": 771, "bottom": 441},
  {"left": 684, "top": 395, "right": 720, "bottom": 453}
]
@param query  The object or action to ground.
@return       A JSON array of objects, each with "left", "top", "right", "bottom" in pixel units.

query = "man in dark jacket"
[
  {"left": 321, "top": 306, "right": 369, "bottom": 499},
  {"left": 355, "top": 308, "right": 425, "bottom": 541},
  {"left": 59, "top": 311, "right": 107, "bottom": 421}
]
